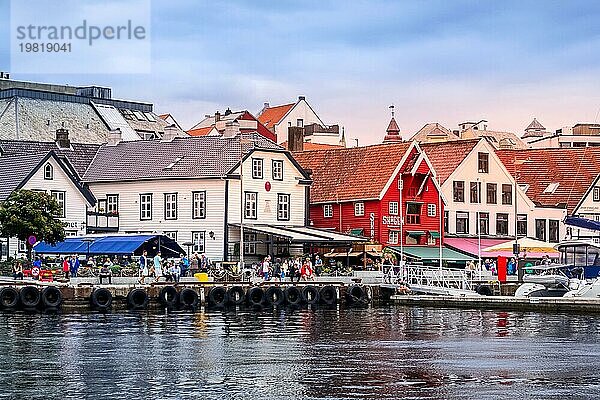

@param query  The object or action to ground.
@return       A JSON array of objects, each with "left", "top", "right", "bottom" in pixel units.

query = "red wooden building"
[{"left": 294, "top": 141, "right": 446, "bottom": 247}]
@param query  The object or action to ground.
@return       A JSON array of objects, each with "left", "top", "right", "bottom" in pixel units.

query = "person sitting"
[
  {"left": 12, "top": 261, "right": 24, "bottom": 280},
  {"left": 99, "top": 262, "right": 112, "bottom": 284},
  {"left": 171, "top": 263, "right": 181, "bottom": 283}
]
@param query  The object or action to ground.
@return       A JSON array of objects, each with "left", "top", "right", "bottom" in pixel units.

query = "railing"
[{"left": 389, "top": 264, "right": 476, "bottom": 291}]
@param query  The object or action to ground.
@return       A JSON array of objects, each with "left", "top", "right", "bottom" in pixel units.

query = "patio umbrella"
[{"left": 482, "top": 237, "right": 558, "bottom": 254}]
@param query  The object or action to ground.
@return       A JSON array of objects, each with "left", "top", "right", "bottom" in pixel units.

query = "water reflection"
[{"left": 1, "top": 306, "right": 600, "bottom": 399}]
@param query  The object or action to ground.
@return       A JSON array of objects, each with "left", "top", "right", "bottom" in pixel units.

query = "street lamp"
[{"left": 82, "top": 237, "right": 95, "bottom": 264}]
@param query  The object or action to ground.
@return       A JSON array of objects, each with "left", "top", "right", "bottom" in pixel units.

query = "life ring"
[
  {"left": 19, "top": 286, "right": 41, "bottom": 309},
  {"left": 179, "top": 288, "right": 199, "bottom": 308},
  {"left": 208, "top": 286, "right": 228, "bottom": 308},
  {"left": 41, "top": 286, "right": 62, "bottom": 309},
  {"left": 0, "top": 287, "right": 19, "bottom": 309},
  {"left": 264, "top": 286, "right": 285, "bottom": 306},
  {"left": 301, "top": 285, "right": 320, "bottom": 305},
  {"left": 476, "top": 284, "right": 493, "bottom": 296},
  {"left": 284, "top": 286, "right": 302, "bottom": 306},
  {"left": 159, "top": 286, "right": 179, "bottom": 308},
  {"left": 319, "top": 285, "right": 337, "bottom": 305},
  {"left": 246, "top": 287, "right": 265, "bottom": 307},
  {"left": 346, "top": 284, "right": 367, "bottom": 306},
  {"left": 227, "top": 286, "right": 245, "bottom": 305},
  {"left": 90, "top": 288, "right": 113, "bottom": 310},
  {"left": 127, "top": 288, "right": 149, "bottom": 309},
  {"left": 31, "top": 267, "right": 40, "bottom": 278}
]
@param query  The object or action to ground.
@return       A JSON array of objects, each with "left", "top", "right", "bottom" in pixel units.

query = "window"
[
  {"left": 244, "top": 233, "right": 257, "bottom": 255},
  {"left": 192, "top": 231, "right": 205, "bottom": 253},
  {"left": 140, "top": 194, "right": 152, "bottom": 220},
  {"left": 164, "top": 193, "right": 178, "bottom": 220},
  {"left": 65, "top": 230, "right": 78, "bottom": 237},
  {"left": 192, "top": 191, "right": 206, "bottom": 219},
  {"left": 543, "top": 183, "right": 560, "bottom": 194},
  {"left": 427, "top": 203, "right": 436, "bottom": 217},
  {"left": 477, "top": 212, "right": 489, "bottom": 235},
  {"left": 272, "top": 160, "right": 284, "bottom": 181},
  {"left": 245, "top": 192, "right": 257, "bottom": 219},
  {"left": 517, "top": 214, "right": 528, "bottom": 237},
  {"left": 406, "top": 203, "right": 421, "bottom": 224},
  {"left": 536, "top": 219, "right": 546, "bottom": 241},
  {"left": 444, "top": 211, "right": 449, "bottom": 233},
  {"left": 296, "top": 118, "right": 304, "bottom": 127},
  {"left": 549, "top": 220, "right": 559, "bottom": 243},
  {"left": 354, "top": 202, "right": 364, "bottom": 216},
  {"left": 44, "top": 163, "right": 53, "bottom": 180},
  {"left": 427, "top": 234, "right": 436, "bottom": 245},
  {"left": 469, "top": 182, "right": 480, "bottom": 203},
  {"left": 478, "top": 152, "right": 489, "bottom": 173},
  {"left": 389, "top": 201, "right": 399, "bottom": 215},
  {"left": 456, "top": 212, "right": 469, "bottom": 234},
  {"left": 50, "top": 191, "right": 65, "bottom": 218},
  {"left": 18, "top": 240, "right": 27, "bottom": 253},
  {"left": 496, "top": 213, "right": 509, "bottom": 235},
  {"left": 486, "top": 183, "right": 497, "bottom": 204},
  {"left": 323, "top": 204, "right": 333, "bottom": 218},
  {"left": 164, "top": 231, "right": 177, "bottom": 241},
  {"left": 252, "top": 158, "right": 263, "bottom": 179},
  {"left": 388, "top": 230, "right": 399, "bottom": 244},
  {"left": 106, "top": 194, "right": 118, "bottom": 214},
  {"left": 453, "top": 181, "right": 464, "bottom": 202},
  {"left": 277, "top": 194, "right": 290, "bottom": 221},
  {"left": 594, "top": 187, "right": 600, "bottom": 202},
  {"left": 501, "top": 184, "right": 512, "bottom": 205}
]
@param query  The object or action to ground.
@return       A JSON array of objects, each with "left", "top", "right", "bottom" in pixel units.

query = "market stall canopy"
[
  {"left": 230, "top": 224, "right": 367, "bottom": 243},
  {"left": 34, "top": 234, "right": 185, "bottom": 257},
  {"left": 482, "top": 237, "right": 558, "bottom": 254}
]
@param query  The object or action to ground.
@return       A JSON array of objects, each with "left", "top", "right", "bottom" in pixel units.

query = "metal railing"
[{"left": 389, "top": 264, "right": 478, "bottom": 291}]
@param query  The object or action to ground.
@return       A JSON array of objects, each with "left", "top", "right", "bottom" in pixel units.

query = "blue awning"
[
  {"left": 565, "top": 216, "right": 600, "bottom": 232},
  {"left": 34, "top": 235, "right": 185, "bottom": 257}
]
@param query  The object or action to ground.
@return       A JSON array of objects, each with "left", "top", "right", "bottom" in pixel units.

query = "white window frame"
[
  {"left": 50, "top": 190, "right": 65, "bottom": 218},
  {"left": 140, "top": 193, "right": 152, "bottom": 220},
  {"left": 44, "top": 163, "right": 53, "bottom": 180},
  {"left": 354, "top": 202, "right": 365, "bottom": 217},
  {"left": 427, "top": 203, "right": 436, "bottom": 217},
  {"left": 272, "top": 160, "right": 284, "bottom": 181},
  {"left": 594, "top": 187, "right": 600, "bottom": 202},
  {"left": 252, "top": 158, "right": 263, "bottom": 179},
  {"left": 192, "top": 231, "right": 205, "bottom": 253},
  {"left": 323, "top": 204, "right": 333, "bottom": 218},
  {"left": 245, "top": 192, "right": 257, "bottom": 219},
  {"left": 277, "top": 193, "right": 290, "bottom": 221},
  {"left": 106, "top": 194, "right": 118, "bottom": 214},
  {"left": 18, "top": 240, "right": 27, "bottom": 253},
  {"left": 388, "top": 230, "right": 399, "bottom": 244},
  {"left": 192, "top": 191, "right": 206, "bottom": 219},
  {"left": 389, "top": 201, "right": 399, "bottom": 215},
  {"left": 164, "top": 193, "right": 178, "bottom": 220},
  {"left": 164, "top": 231, "right": 177, "bottom": 241},
  {"left": 297, "top": 118, "right": 304, "bottom": 127}
]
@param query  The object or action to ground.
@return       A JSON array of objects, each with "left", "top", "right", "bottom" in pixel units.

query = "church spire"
[{"left": 384, "top": 104, "right": 402, "bottom": 142}]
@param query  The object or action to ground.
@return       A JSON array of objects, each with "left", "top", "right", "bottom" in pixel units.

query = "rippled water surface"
[{"left": 1, "top": 306, "right": 600, "bottom": 399}]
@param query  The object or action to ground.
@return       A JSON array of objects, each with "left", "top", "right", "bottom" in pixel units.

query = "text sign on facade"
[{"left": 382, "top": 215, "right": 402, "bottom": 226}]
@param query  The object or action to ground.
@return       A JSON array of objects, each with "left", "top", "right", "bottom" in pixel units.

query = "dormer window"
[
  {"left": 44, "top": 163, "right": 53, "bottom": 180},
  {"left": 543, "top": 183, "right": 560, "bottom": 194}
]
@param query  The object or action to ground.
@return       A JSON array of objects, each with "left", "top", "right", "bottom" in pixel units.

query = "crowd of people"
[{"left": 252, "top": 255, "right": 323, "bottom": 282}]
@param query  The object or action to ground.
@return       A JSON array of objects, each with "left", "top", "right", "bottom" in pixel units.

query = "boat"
[{"left": 516, "top": 240, "right": 600, "bottom": 298}]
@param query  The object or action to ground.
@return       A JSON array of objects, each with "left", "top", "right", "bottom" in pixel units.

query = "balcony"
[{"left": 86, "top": 211, "right": 119, "bottom": 233}]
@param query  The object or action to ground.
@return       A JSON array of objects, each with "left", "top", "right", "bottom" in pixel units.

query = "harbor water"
[{"left": 1, "top": 306, "right": 599, "bottom": 399}]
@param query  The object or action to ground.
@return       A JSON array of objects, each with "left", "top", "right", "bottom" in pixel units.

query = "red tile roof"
[
  {"left": 496, "top": 147, "right": 600, "bottom": 213},
  {"left": 280, "top": 141, "right": 343, "bottom": 151},
  {"left": 293, "top": 142, "right": 412, "bottom": 203},
  {"left": 158, "top": 114, "right": 170, "bottom": 120},
  {"left": 187, "top": 126, "right": 214, "bottom": 137},
  {"left": 419, "top": 139, "right": 480, "bottom": 184},
  {"left": 257, "top": 103, "right": 294, "bottom": 130}
]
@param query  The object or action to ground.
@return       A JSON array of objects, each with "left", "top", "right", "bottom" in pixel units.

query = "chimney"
[
  {"left": 223, "top": 121, "right": 240, "bottom": 138},
  {"left": 107, "top": 128, "right": 122, "bottom": 146},
  {"left": 224, "top": 107, "right": 232, "bottom": 116},
  {"left": 55, "top": 128, "right": 71, "bottom": 149},
  {"left": 288, "top": 126, "right": 304, "bottom": 152},
  {"left": 162, "top": 124, "right": 178, "bottom": 142},
  {"left": 298, "top": 96, "right": 305, "bottom": 101},
  {"left": 263, "top": 102, "right": 270, "bottom": 109},
  {"left": 215, "top": 111, "right": 221, "bottom": 122}
]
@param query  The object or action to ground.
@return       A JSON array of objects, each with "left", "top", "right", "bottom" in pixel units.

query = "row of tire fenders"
[{"left": 0, "top": 284, "right": 372, "bottom": 311}]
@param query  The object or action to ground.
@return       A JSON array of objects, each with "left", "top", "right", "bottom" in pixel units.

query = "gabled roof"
[
  {"left": 257, "top": 103, "right": 294, "bottom": 130},
  {"left": 187, "top": 126, "right": 216, "bottom": 137},
  {"left": 419, "top": 139, "right": 480, "bottom": 184},
  {"left": 83, "top": 134, "right": 283, "bottom": 183},
  {"left": 292, "top": 142, "right": 413, "bottom": 203},
  {"left": 496, "top": 147, "right": 600, "bottom": 213},
  {"left": 461, "top": 128, "right": 527, "bottom": 149},
  {"left": 525, "top": 118, "right": 545, "bottom": 131},
  {"left": 409, "top": 123, "right": 456, "bottom": 143},
  {"left": 0, "top": 139, "right": 101, "bottom": 177}
]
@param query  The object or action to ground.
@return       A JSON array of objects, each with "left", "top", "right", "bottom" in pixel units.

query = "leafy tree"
[{"left": 0, "top": 189, "right": 65, "bottom": 259}]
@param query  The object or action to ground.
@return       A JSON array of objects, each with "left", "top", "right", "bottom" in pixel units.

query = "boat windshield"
[{"left": 560, "top": 244, "right": 600, "bottom": 267}]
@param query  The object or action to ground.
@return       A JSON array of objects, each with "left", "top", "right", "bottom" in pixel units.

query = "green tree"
[{"left": 0, "top": 189, "right": 65, "bottom": 259}]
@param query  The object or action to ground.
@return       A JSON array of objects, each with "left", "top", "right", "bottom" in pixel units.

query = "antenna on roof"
[{"left": 389, "top": 104, "right": 395, "bottom": 118}]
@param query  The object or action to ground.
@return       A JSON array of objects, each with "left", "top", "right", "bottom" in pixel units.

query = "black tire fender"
[
  {"left": 0, "top": 287, "right": 19, "bottom": 309},
  {"left": 179, "top": 288, "right": 199, "bottom": 308},
  {"left": 285, "top": 286, "right": 302, "bottom": 306},
  {"left": 41, "top": 286, "right": 62, "bottom": 309},
  {"left": 302, "top": 285, "right": 320, "bottom": 305},
  {"left": 159, "top": 286, "right": 179, "bottom": 307},
  {"left": 19, "top": 286, "right": 41, "bottom": 309},
  {"left": 91, "top": 288, "right": 113, "bottom": 310},
  {"left": 264, "top": 286, "right": 285, "bottom": 306},
  {"left": 319, "top": 285, "right": 337, "bottom": 305},
  {"left": 127, "top": 288, "right": 149, "bottom": 310},
  {"left": 208, "top": 286, "right": 228, "bottom": 307}
]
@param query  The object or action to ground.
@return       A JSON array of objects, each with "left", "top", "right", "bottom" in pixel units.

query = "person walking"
[
  {"left": 180, "top": 253, "right": 189, "bottom": 277},
  {"left": 262, "top": 256, "right": 271, "bottom": 281},
  {"left": 62, "top": 256, "right": 70, "bottom": 280},
  {"left": 288, "top": 259, "right": 296, "bottom": 283},
  {"left": 69, "top": 255, "right": 80, "bottom": 278},
  {"left": 153, "top": 252, "right": 163, "bottom": 283},
  {"left": 190, "top": 253, "right": 199, "bottom": 276}
]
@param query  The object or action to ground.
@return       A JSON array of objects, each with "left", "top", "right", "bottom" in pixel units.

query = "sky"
[{"left": 1, "top": 0, "right": 600, "bottom": 144}]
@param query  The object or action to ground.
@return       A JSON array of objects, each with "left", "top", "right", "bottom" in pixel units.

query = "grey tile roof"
[
  {"left": 0, "top": 152, "right": 48, "bottom": 201},
  {"left": 83, "top": 133, "right": 283, "bottom": 182},
  {"left": 0, "top": 139, "right": 100, "bottom": 177}
]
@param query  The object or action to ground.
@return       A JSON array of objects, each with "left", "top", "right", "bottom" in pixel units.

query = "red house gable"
[{"left": 294, "top": 143, "right": 445, "bottom": 247}]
